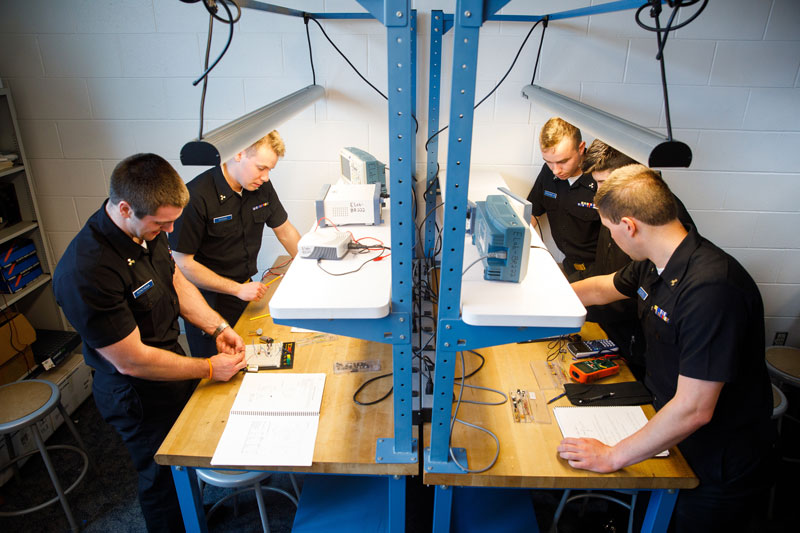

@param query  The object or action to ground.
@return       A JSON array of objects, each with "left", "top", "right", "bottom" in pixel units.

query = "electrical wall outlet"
[{"left": 773, "top": 331, "right": 788, "bottom": 346}]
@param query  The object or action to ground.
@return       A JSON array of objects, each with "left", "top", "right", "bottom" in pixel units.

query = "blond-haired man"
[
  {"left": 170, "top": 130, "right": 301, "bottom": 357},
  {"left": 526, "top": 117, "right": 600, "bottom": 276},
  {"left": 563, "top": 165, "right": 772, "bottom": 532}
]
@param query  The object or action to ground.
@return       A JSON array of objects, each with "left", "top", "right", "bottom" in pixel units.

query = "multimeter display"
[{"left": 569, "top": 358, "right": 620, "bottom": 384}]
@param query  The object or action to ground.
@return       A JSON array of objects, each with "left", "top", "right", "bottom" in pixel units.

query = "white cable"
[{"left": 448, "top": 351, "right": 502, "bottom": 473}]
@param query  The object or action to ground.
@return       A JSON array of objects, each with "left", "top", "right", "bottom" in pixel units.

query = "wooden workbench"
[
  {"left": 155, "top": 258, "right": 415, "bottom": 531},
  {"left": 423, "top": 322, "right": 698, "bottom": 532}
]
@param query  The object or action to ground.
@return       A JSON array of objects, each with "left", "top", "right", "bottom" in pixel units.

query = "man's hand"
[
  {"left": 209, "top": 351, "right": 247, "bottom": 381},
  {"left": 216, "top": 327, "right": 245, "bottom": 355},
  {"left": 237, "top": 281, "right": 267, "bottom": 302},
  {"left": 557, "top": 437, "right": 619, "bottom": 473}
]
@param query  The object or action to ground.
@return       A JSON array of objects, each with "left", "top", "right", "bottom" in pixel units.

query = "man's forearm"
[
  {"left": 610, "top": 378, "right": 721, "bottom": 470},
  {"left": 571, "top": 273, "right": 626, "bottom": 307},
  {"left": 173, "top": 252, "right": 240, "bottom": 296},
  {"left": 274, "top": 221, "right": 301, "bottom": 258},
  {"left": 173, "top": 265, "right": 227, "bottom": 335}
]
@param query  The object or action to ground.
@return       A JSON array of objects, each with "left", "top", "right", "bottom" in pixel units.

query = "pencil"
[{"left": 248, "top": 313, "right": 271, "bottom": 321}]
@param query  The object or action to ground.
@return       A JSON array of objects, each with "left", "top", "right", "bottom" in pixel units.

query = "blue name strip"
[
  {"left": 637, "top": 287, "right": 648, "bottom": 301},
  {"left": 213, "top": 214, "right": 233, "bottom": 223},
  {"left": 544, "top": 190, "right": 557, "bottom": 199},
  {"left": 132, "top": 279, "right": 154, "bottom": 299}
]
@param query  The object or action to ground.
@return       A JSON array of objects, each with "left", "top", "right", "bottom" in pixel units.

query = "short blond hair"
[
  {"left": 540, "top": 117, "right": 581, "bottom": 151},
  {"left": 594, "top": 164, "right": 677, "bottom": 226},
  {"left": 246, "top": 130, "right": 286, "bottom": 157},
  {"left": 582, "top": 139, "right": 638, "bottom": 175}
]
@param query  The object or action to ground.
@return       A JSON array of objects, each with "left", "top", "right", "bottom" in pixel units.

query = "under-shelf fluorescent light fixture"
[
  {"left": 521, "top": 84, "right": 691, "bottom": 168},
  {"left": 181, "top": 84, "right": 324, "bottom": 166}
]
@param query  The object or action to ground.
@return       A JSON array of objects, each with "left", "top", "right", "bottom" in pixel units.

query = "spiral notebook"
[
  {"left": 553, "top": 405, "right": 669, "bottom": 457},
  {"left": 211, "top": 372, "right": 326, "bottom": 466}
]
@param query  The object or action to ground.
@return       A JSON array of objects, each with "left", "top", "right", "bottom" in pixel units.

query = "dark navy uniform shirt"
[
  {"left": 613, "top": 226, "right": 772, "bottom": 483},
  {"left": 53, "top": 201, "right": 183, "bottom": 377},
  {"left": 168, "top": 166, "right": 288, "bottom": 283},
  {"left": 527, "top": 164, "right": 600, "bottom": 264}
]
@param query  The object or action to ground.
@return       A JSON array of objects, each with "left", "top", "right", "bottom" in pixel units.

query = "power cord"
[
  {"left": 462, "top": 252, "right": 507, "bottom": 277},
  {"left": 305, "top": 16, "right": 419, "bottom": 133},
  {"left": 425, "top": 18, "right": 546, "bottom": 152},
  {"left": 635, "top": 0, "right": 709, "bottom": 140}
]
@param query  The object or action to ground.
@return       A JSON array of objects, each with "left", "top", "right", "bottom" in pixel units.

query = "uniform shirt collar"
[
  {"left": 657, "top": 224, "right": 701, "bottom": 292},
  {"left": 97, "top": 199, "right": 148, "bottom": 261},
  {"left": 553, "top": 172, "right": 596, "bottom": 191},
  {"left": 213, "top": 166, "right": 237, "bottom": 204}
]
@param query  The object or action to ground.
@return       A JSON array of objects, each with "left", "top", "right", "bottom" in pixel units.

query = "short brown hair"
[
  {"left": 245, "top": 130, "right": 286, "bottom": 157},
  {"left": 109, "top": 154, "right": 189, "bottom": 218},
  {"left": 540, "top": 117, "right": 581, "bottom": 151},
  {"left": 582, "top": 139, "right": 638, "bottom": 175},
  {"left": 594, "top": 164, "right": 677, "bottom": 226}
]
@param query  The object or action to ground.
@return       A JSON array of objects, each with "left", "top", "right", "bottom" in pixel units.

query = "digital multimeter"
[{"left": 569, "top": 358, "right": 620, "bottom": 384}]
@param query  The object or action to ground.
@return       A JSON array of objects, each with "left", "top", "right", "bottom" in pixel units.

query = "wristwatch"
[{"left": 211, "top": 321, "right": 230, "bottom": 340}]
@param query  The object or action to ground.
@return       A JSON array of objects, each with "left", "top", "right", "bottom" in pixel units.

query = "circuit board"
[{"left": 245, "top": 341, "right": 294, "bottom": 371}]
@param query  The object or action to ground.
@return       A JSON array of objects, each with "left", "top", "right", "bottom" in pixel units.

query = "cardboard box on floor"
[{"left": 0, "top": 312, "right": 37, "bottom": 385}]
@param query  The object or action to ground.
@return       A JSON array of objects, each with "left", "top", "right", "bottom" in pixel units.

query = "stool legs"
[
  {"left": 30, "top": 423, "right": 80, "bottom": 533},
  {"left": 58, "top": 403, "right": 88, "bottom": 454},
  {"left": 253, "top": 482, "right": 271, "bottom": 533}
]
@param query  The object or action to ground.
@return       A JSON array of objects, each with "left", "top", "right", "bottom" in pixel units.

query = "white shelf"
[
  {"left": 0, "top": 274, "right": 52, "bottom": 311},
  {"left": 270, "top": 211, "right": 393, "bottom": 320},
  {"left": 0, "top": 164, "right": 24, "bottom": 179},
  {"left": 0, "top": 220, "right": 38, "bottom": 246}
]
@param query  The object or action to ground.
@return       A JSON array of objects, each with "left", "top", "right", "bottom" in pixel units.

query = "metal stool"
[
  {"left": 768, "top": 383, "right": 788, "bottom": 519},
  {"left": 766, "top": 346, "right": 800, "bottom": 388},
  {"left": 0, "top": 379, "right": 89, "bottom": 532},
  {"left": 196, "top": 469, "right": 300, "bottom": 533},
  {"left": 551, "top": 489, "right": 638, "bottom": 533}
]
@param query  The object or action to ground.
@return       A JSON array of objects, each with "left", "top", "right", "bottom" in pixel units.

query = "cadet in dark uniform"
[
  {"left": 562, "top": 165, "right": 773, "bottom": 532},
  {"left": 526, "top": 117, "right": 600, "bottom": 277},
  {"left": 571, "top": 140, "right": 695, "bottom": 380},
  {"left": 53, "top": 154, "right": 247, "bottom": 533},
  {"left": 169, "top": 130, "right": 301, "bottom": 358}
]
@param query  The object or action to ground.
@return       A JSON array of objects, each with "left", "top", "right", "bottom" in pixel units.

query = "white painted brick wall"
[{"left": 0, "top": 0, "right": 797, "bottom": 345}]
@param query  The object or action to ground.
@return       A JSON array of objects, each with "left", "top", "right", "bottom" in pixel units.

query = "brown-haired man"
[
  {"left": 575, "top": 140, "right": 694, "bottom": 379},
  {"left": 562, "top": 165, "right": 773, "bottom": 532},
  {"left": 526, "top": 117, "right": 600, "bottom": 276},
  {"left": 170, "top": 130, "right": 301, "bottom": 358},
  {"left": 54, "top": 153, "right": 246, "bottom": 532}
]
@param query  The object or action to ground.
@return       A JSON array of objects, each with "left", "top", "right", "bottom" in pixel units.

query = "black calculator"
[{"left": 567, "top": 339, "right": 619, "bottom": 359}]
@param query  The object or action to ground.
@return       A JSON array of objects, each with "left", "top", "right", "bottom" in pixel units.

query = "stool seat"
[
  {"left": 197, "top": 468, "right": 270, "bottom": 488},
  {"left": 0, "top": 380, "right": 59, "bottom": 429},
  {"left": 765, "top": 346, "right": 800, "bottom": 386},
  {"left": 0, "top": 379, "right": 89, "bottom": 533}
]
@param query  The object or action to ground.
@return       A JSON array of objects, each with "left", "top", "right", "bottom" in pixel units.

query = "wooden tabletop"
[
  {"left": 423, "top": 322, "right": 698, "bottom": 490},
  {"left": 155, "top": 257, "right": 417, "bottom": 476}
]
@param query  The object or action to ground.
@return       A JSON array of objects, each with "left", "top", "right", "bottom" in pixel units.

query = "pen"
[
  {"left": 547, "top": 391, "right": 567, "bottom": 404},
  {"left": 578, "top": 392, "right": 615, "bottom": 404}
]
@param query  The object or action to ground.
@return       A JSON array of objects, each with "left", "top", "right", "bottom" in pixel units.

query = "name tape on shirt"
[
  {"left": 132, "top": 279, "right": 154, "bottom": 299},
  {"left": 252, "top": 202, "right": 269, "bottom": 211},
  {"left": 637, "top": 287, "right": 649, "bottom": 301},
  {"left": 213, "top": 214, "right": 233, "bottom": 223},
  {"left": 544, "top": 190, "right": 557, "bottom": 199}
]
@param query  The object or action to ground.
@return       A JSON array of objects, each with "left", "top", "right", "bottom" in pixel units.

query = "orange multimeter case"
[{"left": 569, "top": 358, "right": 620, "bottom": 384}]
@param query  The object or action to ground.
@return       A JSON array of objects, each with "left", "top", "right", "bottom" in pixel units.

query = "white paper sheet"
[{"left": 211, "top": 372, "right": 326, "bottom": 466}]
